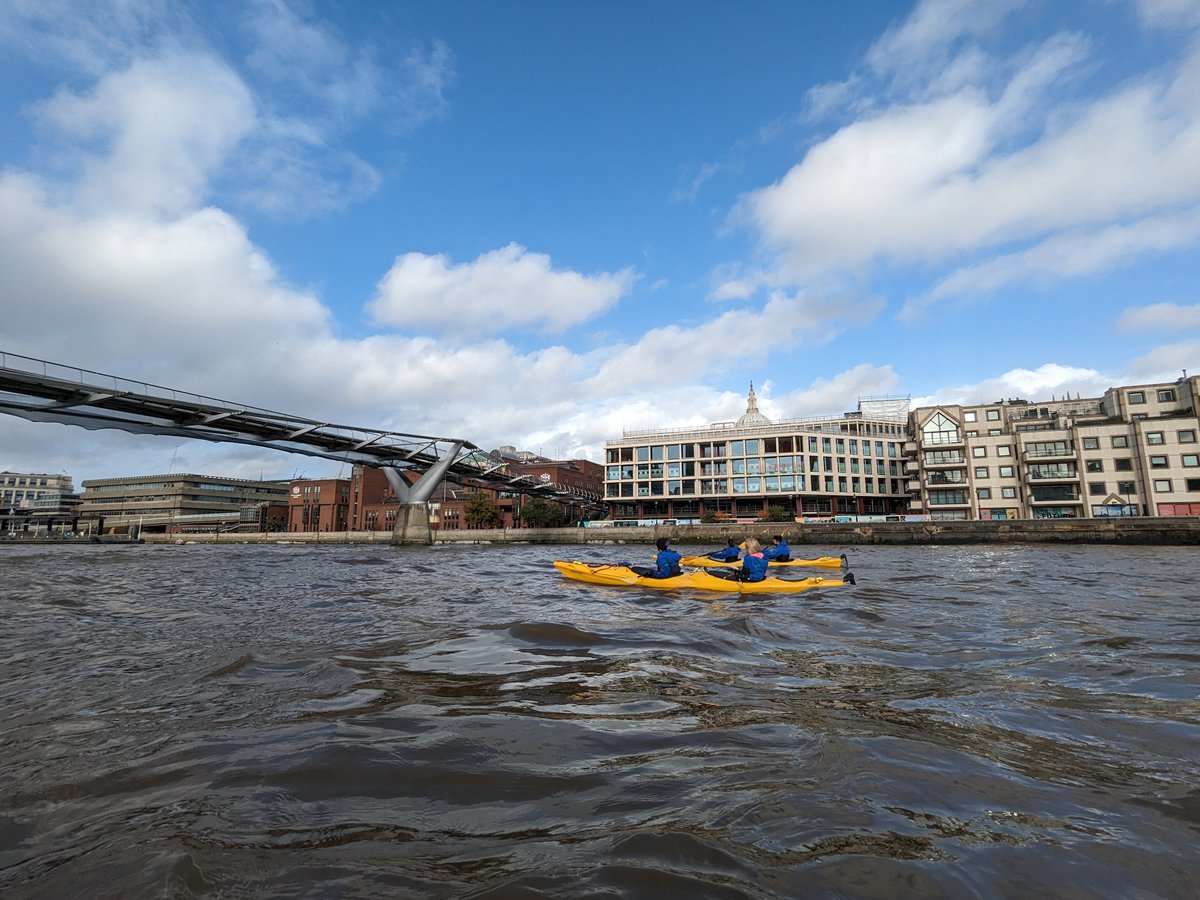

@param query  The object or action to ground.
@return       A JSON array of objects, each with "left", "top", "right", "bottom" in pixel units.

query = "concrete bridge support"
[
  {"left": 391, "top": 502, "right": 434, "bottom": 545},
  {"left": 387, "top": 440, "right": 465, "bottom": 546}
]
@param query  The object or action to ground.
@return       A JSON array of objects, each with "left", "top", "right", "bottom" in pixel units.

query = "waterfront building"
[
  {"left": 79, "top": 474, "right": 289, "bottom": 534},
  {"left": 905, "top": 375, "right": 1200, "bottom": 520},
  {"left": 603, "top": 386, "right": 911, "bottom": 523},
  {"left": 287, "top": 476, "right": 351, "bottom": 532},
  {"left": 494, "top": 448, "right": 605, "bottom": 525},
  {"left": 1, "top": 471, "right": 81, "bottom": 535}
]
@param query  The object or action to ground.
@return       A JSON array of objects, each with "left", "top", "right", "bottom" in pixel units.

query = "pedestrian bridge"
[{"left": 0, "top": 351, "right": 605, "bottom": 543}]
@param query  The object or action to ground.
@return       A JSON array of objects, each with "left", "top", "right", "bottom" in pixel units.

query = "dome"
[{"left": 735, "top": 383, "right": 772, "bottom": 427}]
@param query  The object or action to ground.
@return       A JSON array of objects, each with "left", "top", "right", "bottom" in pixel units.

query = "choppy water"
[{"left": 1, "top": 542, "right": 1197, "bottom": 898}]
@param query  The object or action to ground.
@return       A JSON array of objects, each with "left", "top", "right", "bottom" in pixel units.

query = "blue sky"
[{"left": 2, "top": 0, "right": 1199, "bottom": 485}]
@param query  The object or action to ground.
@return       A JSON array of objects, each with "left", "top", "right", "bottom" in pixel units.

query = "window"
[
  {"left": 1082, "top": 437, "right": 1099, "bottom": 450},
  {"left": 929, "top": 490, "right": 967, "bottom": 505},
  {"left": 1115, "top": 458, "right": 1133, "bottom": 471},
  {"left": 1150, "top": 455, "right": 1169, "bottom": 468},
  {"left": 922, "top": 412, "right": 960, "bottom": 446},
  {"left": 1129, "top": 391, "right": 1145, "bottom": 404},
  {"left": 986, "top": 409, "right": 1000, "bottom": 421},
  {"left": 1112, "top": 435, "right": 1129, "bottom": 448},
  {"left": 1147, "top": 432, "right": 1165, "bottom": 445},
  {"left": 964, "top": 411, "right": 977, "bottom": 422},
  {"left": 1001, "top": 487, "right": 1018, "bottom": 499},
  {"left": 1117, "top": 481, "right": 1136, "bottom": 495},
  {"left": 1158, "top": 389, "right": 1176, "bottom": 402},
  {"left": 987, "top": 429, "right": 1002, "bottom": 436},
  {"left": 972, "top": 446, "right": 987, "bottom": 458},
  {"left": 976, "top": 488, "right": 991, "bottom": 499},
  {"left": 975, "top": 467, "right": 989, "bottom": 478},
  {"left": 1180, "top": 430, "right": 1197, "bottom": 443},
  {"left": 997, "top": 445, "right": 1012, "bottom": 457},
  {"left": 999, "top": 466, "right": 1015, "bottom": 478},
  {"left": 1086, "top": 460, "right": 1103, "bottom": 472},
  {"left": 1088, "top": 482, "right": 1107, "bottom": 496},
  {"left": 1154, "top": 479, "right": 1172, "bottom": 492},
  {"left": 1183, "top": 454, "right": 1199, "bottom": 467},
  {"left": 1188, "top": 479, "right": 1200, "bottom": 492}
]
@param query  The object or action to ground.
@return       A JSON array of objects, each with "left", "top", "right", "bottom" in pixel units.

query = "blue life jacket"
[
  {"left": 707, "top": 545, "right": 740, "bottom": 561},
  {"left": 653, "top": 548, "right": 682, "bottom": 578},
  {"left": 763, "top": 540, "right": 790, "bottom": 561},
  {"left": 742, "top": 553, "right": 769, "bottom": 582}
]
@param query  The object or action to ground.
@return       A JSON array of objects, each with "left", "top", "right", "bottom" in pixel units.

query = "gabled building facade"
[{"left": 905, "top": 375, "right": 1200, "bottom": 519}]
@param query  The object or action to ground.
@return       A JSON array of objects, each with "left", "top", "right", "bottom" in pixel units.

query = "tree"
[
  {"left": 464, "top": 491, "right": 502, "bottom": 528},
  {"left": 758, "top": 504, "right": 793, "bottom": 523},
  {"left": 521, "top": 497, "right": 565, "bottom": 528}
]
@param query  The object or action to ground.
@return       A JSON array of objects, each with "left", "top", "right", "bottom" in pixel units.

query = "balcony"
[
  {"left": 1029, "top": 488, "right": 1082, "bottom": 504},
  {"left": 1030, "top": 495, "right": 1083, "bottom": 506},
  {"left": 1023, "top": 448, "right": 1073, "bottom": 461},
  {"left": 925, "top": 471, "right": 967, "bottom": 487},
  {"left": 923, "top": 454, "right": 967, "bottom": 468},
  {"left": 1026, "top": 466, "right": 1078, "bottom": 483}
]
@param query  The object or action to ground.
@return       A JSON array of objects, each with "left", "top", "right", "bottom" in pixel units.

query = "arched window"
[{"left": 922, "top": 412, "right": 959, "bottom": 446}]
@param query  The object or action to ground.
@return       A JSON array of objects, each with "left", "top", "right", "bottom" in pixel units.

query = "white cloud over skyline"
[{"left": 0, "top": 0, "right": 1197, "bottom": 486}]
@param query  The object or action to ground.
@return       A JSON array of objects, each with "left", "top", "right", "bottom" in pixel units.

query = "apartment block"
[{"left": 906, "top": 376, "right": 1200, "bottom": 519}]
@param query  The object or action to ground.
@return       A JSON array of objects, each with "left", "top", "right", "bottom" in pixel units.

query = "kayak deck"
[
  {"left": 553, "top": 561, "right": 855, "bottom": 594},
  {"left": 679, "top": 553, "right": 847, "bottom": 570}
]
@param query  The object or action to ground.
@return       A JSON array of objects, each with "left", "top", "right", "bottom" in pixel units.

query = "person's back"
[
  {"left": 652, "top": 537, "right": 682, "bottom": 578},
  {"left": 707, "top": 540, "right": 740, "bottom": 562},
  {"left": 763, "top": 535, "right": 790, "bottom": 562},
  {"left": 740, "top": 538, "right": 769, "bottom": 582}
]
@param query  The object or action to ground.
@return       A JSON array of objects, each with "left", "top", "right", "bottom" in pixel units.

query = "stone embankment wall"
[{"left": 136, "top": 518, "right": 1200, "bottom": 546}]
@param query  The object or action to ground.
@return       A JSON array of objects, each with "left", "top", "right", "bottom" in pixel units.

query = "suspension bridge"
[{"left": 0, "top": 352, "right": 605, "bottom": 543}]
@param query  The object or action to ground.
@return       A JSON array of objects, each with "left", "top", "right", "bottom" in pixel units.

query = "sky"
[{"left": 2, "top": 0, "right": 1200, "bottom": 486}]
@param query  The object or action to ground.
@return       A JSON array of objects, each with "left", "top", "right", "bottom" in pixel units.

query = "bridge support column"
[{"left": 391, "top": 502, "right": 433, "bottom": 545}]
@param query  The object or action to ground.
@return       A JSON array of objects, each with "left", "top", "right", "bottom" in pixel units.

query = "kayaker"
[
  {"left": 763, "top": 534, "right": 791, "bottom": 562},
  {"left": 706, "top": 539, "right": 741, "bottom": 561},
  {"left": 739, "top": 538, "right": 769, "bottom": 582},
  {"left": 650, "top": 537, "right": 683, "bottom": 578}
]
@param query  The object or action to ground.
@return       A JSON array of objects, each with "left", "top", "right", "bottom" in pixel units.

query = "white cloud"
[
  {"left": 1133, "top": 0, "right": 1200, "bottom": 28},
  {"left": 866, "top": 0, "right": 1029, "bottom": 90},
  {"left": 1116, "top": 302, "right": 1200, "bottom": 332},
  {"left": 908, "top": 208, "right": 1200, "bottom": 318},
  {"left": 911, "top": 363, "right": 1114, "bottom": 408},
  {"left": 368, "top": 243, "right": 636, "bottom": 336},
  {"left": 37, "top": 53, "right": 256, "bottom": 216},
  {"left": 1129, "top": 340, "right": 1200, "bottom": 380},
  {"left": 734, "top": 10, "right": 1200, "bottom": 322}
]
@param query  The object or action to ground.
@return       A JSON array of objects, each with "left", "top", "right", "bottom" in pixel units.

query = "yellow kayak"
[
  {"left": 553, "top": 560, "right": 855, "bottom": 594},
  {"left": 679, "top": 553, "right": 847, "bottom": 570}
]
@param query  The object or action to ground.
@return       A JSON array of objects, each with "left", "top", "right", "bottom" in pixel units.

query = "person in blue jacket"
[
  {"left": 650, "top": 537, "right": 682, "bottom": 578},
  {"left": 739, "top": 538, "right": 769, "bottom": 582},
  {"left": 762, "top": 534, "right": 791, "bottom": 562},
  {"left": 706, "top": 539, "right": 741, "bottom": 562}
]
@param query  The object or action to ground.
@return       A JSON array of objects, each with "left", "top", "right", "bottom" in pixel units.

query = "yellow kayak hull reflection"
[
  {"left": 678, "top": 553, "right": 847, "bottom": 570},
  {"left": 553, "top": 561, "right": 855, "bottom": 594}
]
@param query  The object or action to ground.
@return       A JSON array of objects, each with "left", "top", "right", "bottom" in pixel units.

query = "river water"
[{"left": 1, "top": 542, "right": 1197, "bottom": 898}]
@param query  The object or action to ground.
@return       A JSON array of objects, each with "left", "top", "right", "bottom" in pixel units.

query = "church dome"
[{"left": 735, "top": 383, "right": 772, "bottom": 427}]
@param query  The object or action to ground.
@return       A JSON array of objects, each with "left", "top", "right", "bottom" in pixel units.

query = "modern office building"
[
  {"left": 79, "top": 474, "right": 290, "bottom": 534},
  {"left": 1, "top": 471, "right": 81, "bottom": 534},
  {"left": 905, "top": 375, "right": 1200, "bottom": 520},
  {"left": 603, "top": 386, "right": 911, "bottom": 523}
]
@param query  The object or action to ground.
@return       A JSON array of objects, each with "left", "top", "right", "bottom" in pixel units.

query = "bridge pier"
[{"left": 391, "top": 502, "right": 433, "bottom": 545}]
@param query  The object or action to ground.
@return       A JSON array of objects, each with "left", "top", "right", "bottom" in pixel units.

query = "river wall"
[{"left": 129, "top": 518, "right": 1200, "bottom": 546}]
